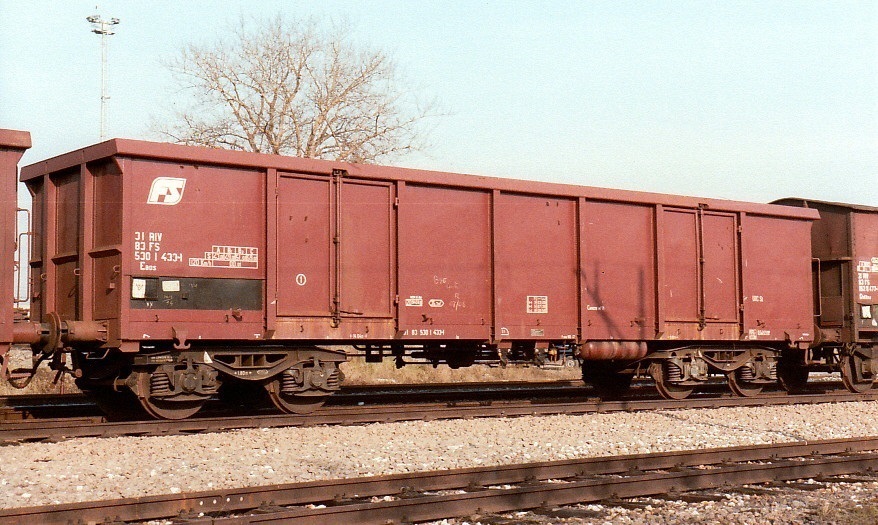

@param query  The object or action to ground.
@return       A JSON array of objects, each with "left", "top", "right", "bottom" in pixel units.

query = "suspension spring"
[
  {"left": 280, "top": 369, "right": 301, "bottom": 393},
  {"left": 326, "top": 367, "right": 341, "bottom": 389},
  {"left": 150, "top": 372, "right": 172, "bottom": 395},
  {"left": 666, "top": 362, "right": 683, "bottom": 382},
  {"left": 738, "top": 366, "right": 756, "bottom": 381},
  {"left": 768, "top": 362, "right": 777, "bottom": 380}
]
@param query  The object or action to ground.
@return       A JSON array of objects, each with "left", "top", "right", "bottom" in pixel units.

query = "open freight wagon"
[
  {"left": 774, "top": 198, "right": 878, "bottom": 393},
  {"left": 0, "top": 130, "right": 32, "bottom": 360},
  {"left": 18, "top": 138, "right": 820, "bottom": 417}
]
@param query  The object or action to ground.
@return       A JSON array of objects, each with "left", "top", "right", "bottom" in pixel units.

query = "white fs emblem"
[{"left": 147, "top": 177, "right": 187, "bottom": 205}]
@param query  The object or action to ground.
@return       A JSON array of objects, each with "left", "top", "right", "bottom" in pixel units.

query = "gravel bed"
[{"left": 2, "top": 401, "right": 878, "bottom": 511}]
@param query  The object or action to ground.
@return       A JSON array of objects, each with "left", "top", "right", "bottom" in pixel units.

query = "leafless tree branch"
[{"left": 153, "top": 15, "right": 438, "bottom": 163}]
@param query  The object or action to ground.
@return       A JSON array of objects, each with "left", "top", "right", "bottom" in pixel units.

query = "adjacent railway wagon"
[
  {"left": 0, "top": 130, "right": 32, "bottom": 360},
  {"left": 2, "top": 130, "right": 872, "bottom": 419},
  {"left": 774, "top": 198, "right": 878, "bottom": 393}
]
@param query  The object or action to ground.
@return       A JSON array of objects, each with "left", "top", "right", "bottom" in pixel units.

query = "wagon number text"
[{"left": 133, "top": 231, "right": 179, "bottom": 271}]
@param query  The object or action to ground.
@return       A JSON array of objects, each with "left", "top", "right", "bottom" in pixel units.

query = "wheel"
[
  {"left": 582, "top": 363, "right": 632, "bottom": 400},
  {"left": 129, "top": 370, "right": 209, "bottom": 420},
  {"left": 841, "top": 353, "right": 874, "bottom": 394},
  {"left": 649, "top": 361, "right": 694, "bottom": 400},
  {"left": 727, "top": 369, "right": 763, "bottom": 397},
  {"left": 265, "top": 378, "right": 327, "bottom": 414},
  {"left": 138, "top": 396, "right": 206, "bottom": 420},
  {"left": 777, "top": 360, "right": 809, "bottom": 393}
]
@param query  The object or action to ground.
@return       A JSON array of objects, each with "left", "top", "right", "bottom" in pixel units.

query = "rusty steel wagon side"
[{"left": 12, "top": 137, "right": 826, "bottom": 418}]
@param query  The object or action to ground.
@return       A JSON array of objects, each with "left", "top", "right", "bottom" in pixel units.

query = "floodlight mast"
[{"left": 86, "top": 14, "right": 120, "bottom": 140}]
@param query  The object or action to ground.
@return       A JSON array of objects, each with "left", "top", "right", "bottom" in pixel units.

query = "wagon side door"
[
  {"left": 275, "top": 171, "right": 395, "bottom": 337},
  {"left": 661, "top": 208, "right": 740, "bottom": 340},
  {"left": 337, "top": 177, "right": 395, "bottom": 321},
  {"left": 276, "top": 174, "right": 333, "bottom": 318}
]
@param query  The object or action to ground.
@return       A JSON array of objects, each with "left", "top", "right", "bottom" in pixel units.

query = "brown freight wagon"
[
  {"left": 0, "top": 130, "right": 31, "bottom": 373},
  {"left": 774, "top": 198, "right": 878, "bottom": 393},
  {"left": 16, "top": 138, "right": 820, "bottom": 418}
]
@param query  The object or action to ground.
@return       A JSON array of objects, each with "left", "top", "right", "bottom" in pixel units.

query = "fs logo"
[{"left": 147, "top": 177, "right": 187, "bottom": 205}]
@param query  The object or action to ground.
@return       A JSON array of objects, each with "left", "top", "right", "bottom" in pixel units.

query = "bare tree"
[{"left": 156, "top": 16, "right": 436, "bottom": 163}]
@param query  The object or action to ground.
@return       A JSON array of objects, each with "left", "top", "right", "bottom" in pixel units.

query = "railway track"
[
  {"left": 2, "top": 385, "right": 876, "bottom": 444},
  {"left": 0, "top": 380, "right": 586, "bottom": 421},
  {"left": 0, "top": 376, "right": 852, "bottom": 421},
  {"left": 4, "top": 436, "right": 877, "bottom": 524}
]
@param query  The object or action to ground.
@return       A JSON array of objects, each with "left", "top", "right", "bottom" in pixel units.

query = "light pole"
[{"left": 86, "top": 13, "right": 120, "bottom": 140}]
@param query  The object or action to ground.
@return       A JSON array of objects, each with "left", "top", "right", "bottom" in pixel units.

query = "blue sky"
[{"left": 1, "top": 1, "right": 876, "bottom": 205}]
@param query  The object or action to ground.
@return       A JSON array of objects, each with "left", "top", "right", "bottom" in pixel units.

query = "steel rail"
[
  {"left": 4, "top": 436, "right": 877, "bottom": 525},
  {"left": 0, "top": 378, "right": 847, "bottom": 420},
  {"left": 250, "top": 452, "right": 878, "bottom": 525},
  {"left": 0, "top": 377, "right": 848, "bottom": 421},
  {"left": 2, "top": 389, "right": 877, "bottom": 443},
  {"left": 0, "top": 380, "right": 587, "bottom": 421}
]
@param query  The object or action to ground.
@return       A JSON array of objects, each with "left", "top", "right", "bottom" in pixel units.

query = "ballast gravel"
[{"left": 2, "top": 401, "right": 878, "bottom": 520}]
